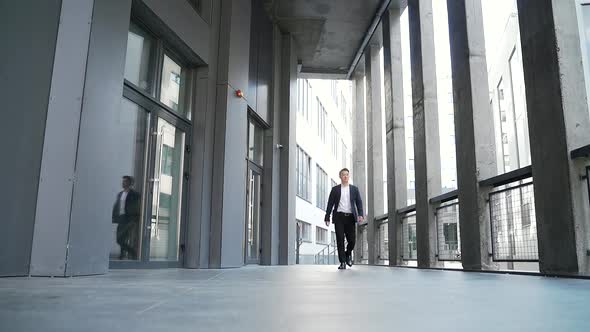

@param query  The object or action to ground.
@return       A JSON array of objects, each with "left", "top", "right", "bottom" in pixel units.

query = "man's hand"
[
  {"left": 357, "top": 216, "right": 364, "bottom": 223},
  {"left": 325, "top": 220, "right": 330, "bottom": 227}
]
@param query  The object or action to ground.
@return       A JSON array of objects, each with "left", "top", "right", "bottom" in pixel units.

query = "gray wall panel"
[
  {"left": 142, "top": 0, "right": 210, "bottom": 64},
  {"left": 227, "top": 0, "right": 252, "bottom": 93},
  {"left": 66, "top": 0, "right": 132, "bottom": 276},
  {"left": 255, "top": 9, "right": 272, "bottom": 125},
  {"left": 220, "top": 87, "right": 248, "bottom": 268},
  {"left": 0, "top": 0, "right": 62, "bottom": 276},
  {"left": 31, "top": 0, "right": 94, "bottom": 277}
]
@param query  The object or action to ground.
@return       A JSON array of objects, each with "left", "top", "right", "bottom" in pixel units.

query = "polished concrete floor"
[{"left": 1, "top": 265, "right": 589, "bottom": 332}]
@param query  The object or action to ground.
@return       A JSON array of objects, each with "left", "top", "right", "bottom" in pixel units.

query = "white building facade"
[{"left": 296, "top": 79, "right": 353, "bottom": 264}]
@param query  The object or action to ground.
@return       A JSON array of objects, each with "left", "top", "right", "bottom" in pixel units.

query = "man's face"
[
  {"left": 122, "top": 178, "right": 131, "bottom": 190},
  {"left": 339, "top": 171, "right": 349, "bottom": 183}
]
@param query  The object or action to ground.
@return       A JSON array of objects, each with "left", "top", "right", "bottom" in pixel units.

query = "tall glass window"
[
  {"left": 124, "top": 23, "right": 156, "bottom": 93},
  {"left": 160, "top": 54, "right": 189, "bottom": 118},
  {"left": 109, "top": 98, "right": 149, "bottom": 261},
  {"left": 111, "top": 20, "right": 192, "bottom": 264}
]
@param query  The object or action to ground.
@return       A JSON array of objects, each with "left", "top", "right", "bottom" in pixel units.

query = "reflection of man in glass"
[{"left": 112, "top": 176, "right": 141, "bottom": 260}]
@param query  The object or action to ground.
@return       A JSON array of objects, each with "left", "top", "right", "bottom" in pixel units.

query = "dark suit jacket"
[
  {"left": 324, "top": 184, "right": 364, "bottom": 222},
  {"left": 112, "top": 190, "right": 141, "bottom": 224}
]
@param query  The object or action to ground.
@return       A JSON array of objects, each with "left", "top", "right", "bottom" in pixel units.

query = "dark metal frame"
[{"left": 488, "top": 181, "right": 539, "bottom": 263}]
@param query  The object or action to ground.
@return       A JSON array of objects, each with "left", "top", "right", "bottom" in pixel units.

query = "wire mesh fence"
[
  {"left": 436, "top": 202, "right": 461, "bottom": 261},
  {"left": 489, "top": 182, "right": 538, "bottom": 261},
  {"left": 401, "top": 212, "right": 417, "bottom": 261},
  {"left": 377, "top": 220, "right": 388, "bottom": 264}
]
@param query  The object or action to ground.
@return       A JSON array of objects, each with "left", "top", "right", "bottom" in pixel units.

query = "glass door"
[
  {"left": 109, "top": 97, "right": 150, "bottom": 261},
  {"left": 245, "top": 167, "right": 262, "bottom": 264},
  {"left": 148, "top": 117, "right": 186, "bottom": 261}
]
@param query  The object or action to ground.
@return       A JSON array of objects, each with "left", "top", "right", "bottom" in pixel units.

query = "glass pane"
[
  {"left": 124, "top": 23, "right": 155, "bottom": 93},
  {"left": 150, "top": 118, "right": 186, "bottom": 261},
  {"left": 247, "top": 120, "right": 264, "bottom": 166},
  {"left": 246, "top": 170, "right": 261, "bottom": 263},
  {"left": 160, "top": 55, "right": 188, "bottom": 118},
  {"left": 110, "top": 98, "right": 148, "bottom": 261}
]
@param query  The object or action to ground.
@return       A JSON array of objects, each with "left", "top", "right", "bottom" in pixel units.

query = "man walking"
[
  {"left": 112, "top": 175, "right": 141, "bottom": 260},
  {"left": 325, "top": 168, "right": 364, "bottom": 270}
]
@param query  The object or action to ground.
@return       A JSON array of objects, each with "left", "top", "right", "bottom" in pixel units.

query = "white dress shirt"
[
  {"left": 119, "top": 191, "right": 128, "bottom": 216},
  {"left": 337, "top": 185, "right": 352, "bottom": 213}
]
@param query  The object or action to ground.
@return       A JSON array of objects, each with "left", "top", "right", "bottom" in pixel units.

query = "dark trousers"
[
  {"left": 334, "top": 212, "right": 356, "bottom": 263},
  {"left": 116, "top": 221, "right": 138, "bottom": 259}
]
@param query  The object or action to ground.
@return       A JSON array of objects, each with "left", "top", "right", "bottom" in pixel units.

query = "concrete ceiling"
[{"left": 265, "top": 0, "right": 406, "bottom": 79}]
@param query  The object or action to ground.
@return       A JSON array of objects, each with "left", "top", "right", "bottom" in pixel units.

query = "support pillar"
[
  {"left": 352, "top": 70, "right": 368, "bottom": 264},
  {"left": 383, "top": 7, "right": 408, "bottom": 266},
  {"left": 447, "top": 0, "right": 497, "bottom": 270},
  {"left": 408, "top": 0, "right": 441, "bottom": 268},
  {"left": 365, "top": 44, "right": 386, "bottom": 265},
  {"left": 517, "top": 0, "right": 590, "bottom": 275},
  {"left": 278, "top": 33, "right": 297, "bottom": 265},
  {"left": 209, "top": 0, "right": 252, "bottom": 268}
]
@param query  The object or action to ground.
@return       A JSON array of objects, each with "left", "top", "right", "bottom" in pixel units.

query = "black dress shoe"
[
  {"left": 346, "top": 255, "right": 353, "bottom": 267},
  {"left": 338, "top": 263, "right": 346, "bottom": 270}
]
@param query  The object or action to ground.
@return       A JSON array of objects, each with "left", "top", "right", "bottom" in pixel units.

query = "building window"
[
  {"left": 408, "top": 159, "right": 414, "bottom": 171},
  {"left": 316, "top": 227, "right": 328, "bottom": 244},
  {"left": 296, "top": 146, "right": 311, "bottom": 201},
  {"left": 317, "top": 98, "right": 326, "bottom": 142},
  {"left": 331, "top": 123, "right": 339, "bottom": 159},
  {"left": 298, "top": 79, "right": 305, "bottom": 115},
  {"left": 342, "top": 141, "right": 348, "bottom": 168},
  {"left": 316, "top": 166, "right": 328, "bottom": 209},
  {"left": 118, "top": 20, "right": 193, "bottom": 261},
  {"left": 331, "top": 81, "right": 338, "bottom": 107},
  {"left": 247, "top": 118, "right": 264, "bottom": 166},
  {"left": 299, "top": 221, "right": 312, "bottom": 242},
  {"left": 124, "top": 23, "right": 190, "bottom": 119},
  {"left": 340, "top": 92, "right": 346, "bottom": 120}
]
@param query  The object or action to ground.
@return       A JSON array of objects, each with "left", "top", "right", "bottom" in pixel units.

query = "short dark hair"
[
  {"left": 122, "top": 175, "right": 134, "bottom": 185},
  {"left": 339, "top": 168, "right": 350, "bottom": 176}
]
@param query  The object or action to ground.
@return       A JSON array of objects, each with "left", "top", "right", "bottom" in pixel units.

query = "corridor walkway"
[{"left": 1, "top": 265, "right": 588, "bottom": 331}]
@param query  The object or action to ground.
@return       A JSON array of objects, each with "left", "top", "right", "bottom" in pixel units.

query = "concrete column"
[
  {"left": 382, "top": 7, "right": 408, "bottom": 266},
  {"left": 209, "top": 0, "right": 252, "bottom": 268},
  {"left": 352, "top": 71, "right": 368, "bottom": 264},
  {"left": 517, "top": 0, "right": 590, "bottom": 275},
  {"left": 365, "top": 44, "right": 385, "bottom": 265},
  {"left": 260, "top": 24, "right": 285, "bottom": 266},
  {"left": 446, "top": 0, "right": 497, "bottom": 270},
  {"left": 278, "top": 33, "right": 298, "bottom": 265},
  {"left": 408, "top": 0, "right": 441, "bottom": 268}
]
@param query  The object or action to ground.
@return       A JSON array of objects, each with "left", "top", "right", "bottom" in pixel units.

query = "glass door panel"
[
  {"left": 110, "top": 97, "right": 149, "bottom": 261},
  {"left": 149, "top": 117, "right": 186, "bottom": 261},
  {"left": 245, "top": 168, "right": 261, "bottom": 264}
]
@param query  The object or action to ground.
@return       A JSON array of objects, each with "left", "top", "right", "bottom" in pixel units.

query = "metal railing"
[
  {"left": 358, "top": 223, "right": 369, "bottom": 264},
  {"left": 436, "top": 201, "right": 461, "bottom": 261},
  {"left": 376, "top": 218, "right": 388, "bottom": 264},
  {"left": 489, "top": 179, "right": 539, "bottom": 262},
  {"left": 314, "top": 245, "right": 337, "bottom": 265},
  {"left": 400, "top": 210, "right": 417, "bottom": 261}
]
